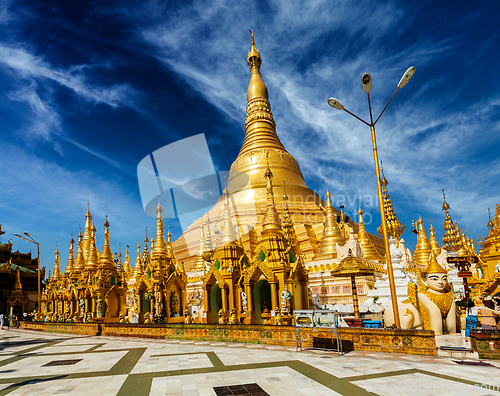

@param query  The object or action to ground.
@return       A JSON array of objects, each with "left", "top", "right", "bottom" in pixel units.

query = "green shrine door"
[{"left": 210, "top": 284, "right": 222, "bottom": 323}]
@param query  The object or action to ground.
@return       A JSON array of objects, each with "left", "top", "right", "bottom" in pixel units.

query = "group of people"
[
  {"left": 0, "top": 311, "right": 36, "bottom": 330},
  {"left": 464, "top": 294, "right": 500, "bottom": 338}
]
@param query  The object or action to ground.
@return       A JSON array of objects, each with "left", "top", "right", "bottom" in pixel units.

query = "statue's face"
[{"left": 423, "top": 272, "right": 448, "bottom": 292}]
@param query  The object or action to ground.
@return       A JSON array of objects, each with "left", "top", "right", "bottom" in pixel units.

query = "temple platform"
[{"left": 2, "top": 328, "right": 500, "bottom": 396}]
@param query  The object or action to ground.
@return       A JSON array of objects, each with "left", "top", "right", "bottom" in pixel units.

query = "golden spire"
[
  {"left": 133, "top": 242, "right": 143, "bottom": 278},
  {"left": 220, "top": 184, "right": 239, "bottom": 244},
  {"left": 166, "top": 227, "right": 175, "bottom": 259},
  {"left": 53, "top": 246, "right": 62, "bottom": 279},
  {"left": 238, "top": 31, "right": 285, "bottom": 157},
  {"left": 413, "top": 215, "right": 432, "bottom": 267},
  {"left": 193, "top": 225, "right": 207, "bottom": 271},
  {"left": 282, "top": 181, "right": 299, "bottom": 251},
  {"left": 99, "top": 216, "right": 114, "bottom": 267},
  {"left": 458, "top": 231, "right": 468, "bottom": 255},
  {"left": 204, "top": 216, "right": 213, "bottom": 251},
  {"left": 261, "top": 163, "right": 282, "bottom": 236},
  {"left": 429, "top": 223, "right": 442, "bottom": 257},
  {"left": 86, "top": 223, "right": 99, "bottom": 271},
  {"left": 75, "top": 229, "right": 85, "bottom": 273},
  {"left": 424, "top": 250, "right": 447, "bottom": 274},
  {"left": 316, "top": 186, "right": 345, "bottom": 260},
  {"left": 356, "top": 206, "right": 382, "bottom": 261},
  {"left": 152, "top": 197, "right": 168, "bottom": 256},
  {"left": 82, "top": 204, "right": 93, "bottom": 261},
  {"left": 13, "top": 267, "right": 22, "bottom": 290},
  {"left": 65, "top": 236, "right": 75, "bottom": 275},
  {"left": 124, "top": 246, "right": 132, "bottom": 274},
  {"left": 377, "top": 168, "right": 405, "bottom": 239},
  {"left": 494, "top": 204, "right": 500, "bottom": 229},
  {"left": 441, "top": 189, "right": 461, "bottom": 252}
]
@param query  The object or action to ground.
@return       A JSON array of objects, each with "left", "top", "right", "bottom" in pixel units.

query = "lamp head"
[
  {"left": 14, "top": 233, "right": 22, "bottom": 238},
  {"left": 327, "top": 98, "right": 344, "bottom": 110},
  {"left": 398, "top": 66, "right": 416, "bottom": 88},
  {"left": 362, "top": 73, "right": 372, "bottom": 93},
  {"left": 24, "top": 231, "right": 30, "bottom": 237}
]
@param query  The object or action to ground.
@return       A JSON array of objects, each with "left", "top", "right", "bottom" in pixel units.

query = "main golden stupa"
[{"left": 173, "top": 33, "right": 385, "bottom": 272}]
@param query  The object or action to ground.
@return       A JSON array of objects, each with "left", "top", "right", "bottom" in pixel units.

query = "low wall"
[
  {"left": 102, "top": 323, "right": 437, "bottom": 356},
  {"left": 18, "top": 322, "right": 436, "bottom": 356},
  {"left": 20, "top": 322, "right": 100, "bottom": 336},
  {"left": 470, "top": 331, "right": 500, "bottom": 360}
]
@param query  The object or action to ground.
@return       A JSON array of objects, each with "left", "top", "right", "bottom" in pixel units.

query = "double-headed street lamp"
[
  {"left": 14, "top": 232, "right": 41, "bottom": 321},
  {"left": 328, "top": 66, "right": 416, "bottom": 328}
]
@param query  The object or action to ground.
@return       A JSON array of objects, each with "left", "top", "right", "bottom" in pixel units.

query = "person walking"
[
  {"left": 465, "top": 299, "right": 479, "bottom": 339},
  {"left": 4, "top": 314, "right": 10, "bottom": 330},
  {"left": 0, "top": 313, "right": 3, "bottom": 330}
]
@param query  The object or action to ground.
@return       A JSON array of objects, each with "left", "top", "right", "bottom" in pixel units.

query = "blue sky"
[{"left": 1, "top": 0, "right": 499, "bottom": 276}]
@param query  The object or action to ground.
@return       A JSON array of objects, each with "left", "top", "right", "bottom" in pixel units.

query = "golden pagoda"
[{"left": 172, "top": 32, "right": 385, "bottom": 271}]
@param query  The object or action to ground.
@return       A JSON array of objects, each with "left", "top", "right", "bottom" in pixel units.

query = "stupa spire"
[
  {"left": 220, "top": 183, "right": 239, "bottom": 244},
  {"left": 13, "top": 267, "right": 22, "bottom": 290},
  {"left": 238, "top": 31, "right": 285, "bottom": 157},
  {"left": 99, "top": 216, "right": 114, "bottom": 267},
  {"left": 204, "top": 216, "right": 213, "bottom": 251},
  {"left": 441, "top": 190, "right": 461, "bottom": 252},
  {"left": 86, "top": 222, "right": 99, "bottom": 271},
  {"left": 193, "top": 224, "right": 207, "bottom": 271},
  {"left": 282, "top": 181, "right": 299, "bottom": 251},
  {"left": 53, "top": 246, "right": 62, "bottom": 279},
  {"left": 413, "top": 215, "right": 432, "bottom": 267},
  {"left": 133, "top": 242, "right": 143, "bottom": 278},
  {"left": 124, "top": 246, "right": 132, "bottom": 275},
  {"left": 65, "top": 236, "right": 75, "bottom": 275},
  {"left": 429, "top": 223, "right": 442, "bottom": 257},
  {"left": 356, "top": 206, "right": 382, "bottom": 261},
  {"left": 377, "top": 168, "right": 405, "bottom": 239},
  {"left": 315, "top": 185, "right": 345, "bottom": 259},
  {"left": 82, "top": 203, "right": 93, "bottom": 261},
  {"left": 75, "top": 228, "right": 85, "bottom": 273},
  {"left": 152, "top": 197, "right": 168, "bottom": 256},
  {"left": 261, "top": 163, "right": 282, "bottom": 236}
]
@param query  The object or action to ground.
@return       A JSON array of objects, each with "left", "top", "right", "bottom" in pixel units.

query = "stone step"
[{"left": 438, "top": 346, "right": 479, "bottom": 359}]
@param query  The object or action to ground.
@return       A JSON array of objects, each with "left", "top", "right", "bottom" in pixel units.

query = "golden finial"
[
  {"left": 442, "top": 189, "right": 450, "bottom": 212},
  {"left": 487, "top": 208, "right": 494, "bottom": 229}
]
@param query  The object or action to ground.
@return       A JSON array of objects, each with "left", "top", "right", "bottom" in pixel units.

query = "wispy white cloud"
[{"left": 0, "top": 44, "right": 139, "bottom": 109}]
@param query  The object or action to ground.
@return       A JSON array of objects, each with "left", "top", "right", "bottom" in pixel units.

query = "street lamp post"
[
  {"left": 328, "top": 67, "right": 416, "bottom": 328},
  {"left": 14, "top": 232, "right": 41, "bottom": 321}
]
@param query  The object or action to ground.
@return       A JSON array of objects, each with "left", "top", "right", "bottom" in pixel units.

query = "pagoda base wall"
[
  {"left": 20, "top": 322, "right": 100, "bottom": 336},
  {"left": 20, "top": 322, "right": 437, "bottom": 356}
]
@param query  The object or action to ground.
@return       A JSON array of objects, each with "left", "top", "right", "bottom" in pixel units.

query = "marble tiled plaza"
[{"left": 0, "top": 329, "right": 499, "bottom": 396}]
